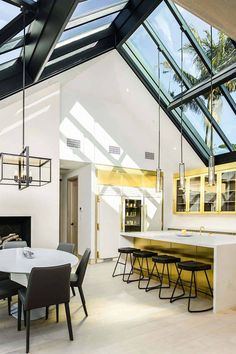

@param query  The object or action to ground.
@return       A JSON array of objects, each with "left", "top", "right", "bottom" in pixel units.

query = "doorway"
[{"left": 67, "top": 177, "right": 78, "bottom": 254}]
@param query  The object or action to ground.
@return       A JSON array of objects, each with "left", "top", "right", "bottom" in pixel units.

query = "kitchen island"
[{"left": 120, "top": 231, "right": 236, "bottom": 313}]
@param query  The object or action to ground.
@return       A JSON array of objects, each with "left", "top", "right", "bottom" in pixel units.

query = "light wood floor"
[{"left": 1, "top": 261, "right": 236, "bottom": 354}]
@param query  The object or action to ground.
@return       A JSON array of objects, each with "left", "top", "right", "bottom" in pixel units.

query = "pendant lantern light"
[
  {"left": 156, "top": 46, "right": 162, "bottom": 197},
  {"left": 0, "top": 6, "right": 51, "bottom": 190},
  {"left": 208, "top": 25, "right": 216, "bottom": 186},
  {"left": 179, "top": 28, "right": 185, "bottom": 191}
]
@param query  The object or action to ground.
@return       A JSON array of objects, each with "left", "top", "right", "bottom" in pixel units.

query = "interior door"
[
  {"left": 67, "top": 178, "right": 78, "bottom": 254},
  {"left": 98, "top": 195, "right": 121, "bottom": 259},
  {"left": 143, "top": 196, "right": 162, "bottom": 231}
]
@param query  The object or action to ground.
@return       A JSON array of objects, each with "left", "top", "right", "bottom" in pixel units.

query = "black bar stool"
[
  {"left": 112, "top": 247, "right": 140, "bottom": 282},
  {"left": 146, "top": 255, "right": 184, "bottom": 299},
  {"left": 170, "top": 261, "right": 213, "bottom": 313},
  {"left": 127, "top": 250, "right": 157, "bottom": 289}
]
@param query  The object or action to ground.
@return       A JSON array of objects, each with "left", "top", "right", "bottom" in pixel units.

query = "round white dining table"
[{"left": 0, "top": 248, "right": 78, "bottom": 320}]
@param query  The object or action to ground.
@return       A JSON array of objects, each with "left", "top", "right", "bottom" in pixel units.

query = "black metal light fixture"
[
  {"left": 179, "top": 27, "right": 185, "bottom": 191},
  {"left": 156, "top": 45, "right": 162, "bottom": 197},
  {"left": 208, "top": 25, "right": 216, "bottom": 186},
  {"left": 0, "top": 6, "right": 51, "bottom": 190}
]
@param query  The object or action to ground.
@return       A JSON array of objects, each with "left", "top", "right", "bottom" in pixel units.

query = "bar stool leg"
[
  {"left": 127, "top": 256, "right": 144, "bottom": 283},
  {"left": 123, "top": 253, "right": 133, "bottom": 282},
  {"left": 112, "top": 253, "right": 121, "bottom": 277},
  {"left": 138, "top": 257, "right": 145, "bottom": 289},
  {"left": 122, "top": 253, "right": 128, "bottom": 282},
  {"left": 188, "top": 271, "right": 213, "bottom": 313},
  {"left": 188, "top": 271, "right": 195, "bottom": 312},
  {"left": 127, "top": 256, "right": 135, "bottom": 283},
  {"left": 159, "top": 263, "right": 176, "bottom": 300},
  {"left": 145, "top": 263, "right": 161, "bottom": 292},
  {"left": 204, "top": 270, "right": 214, "bottom": 297},
  {"left": 170, "top": 269, "right": 185, "bottom": 303}
]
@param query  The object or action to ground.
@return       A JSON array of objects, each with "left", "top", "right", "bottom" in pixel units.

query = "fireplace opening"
[{"left": 0, "top": 217, "right": 31, "bottom": 248}]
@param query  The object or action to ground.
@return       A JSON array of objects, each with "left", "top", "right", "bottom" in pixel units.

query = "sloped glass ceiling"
[
  {"left": 121, "top": 0, "right": 236, "bottom": 159},
  {"left": 58, "top": 0, "right": 128, "bottom": 45}
]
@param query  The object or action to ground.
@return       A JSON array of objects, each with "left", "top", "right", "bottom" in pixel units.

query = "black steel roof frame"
[
  {"left": 165, "top": 0, "right": 236, "bottom": 116},
  {"left": 2, "top": 0, "right": 36, "bottom": 10},
  {"left": 168, "top": 64, "right": 236, "bottom": 110},
  {"left": 143, "top": 21, "right": 233, "bottom": 152},
  {"left": 114, "top": 0, "right": 161, "bottom": 47},
  {"left": 0, "top": 0, "right": 235, "bottom": 166},
  {"left": 0, "top": 6, "right": 36, "bottom": 47}
]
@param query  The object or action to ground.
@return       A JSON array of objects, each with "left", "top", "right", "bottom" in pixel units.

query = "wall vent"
[
  {"left": 145, "top": 151, "right": 155, "bottom": 160},
  {"left": 109, "top": 145, "right": 120, "bottom": 155},
  {"left": 67, "top": 138, "right": 81, "bottom": 149}
]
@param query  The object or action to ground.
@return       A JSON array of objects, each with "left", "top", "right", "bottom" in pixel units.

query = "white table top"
[
  {"left": 120, "top": 231, "right": 236, "bottom": 248},
  {"left": 0, "top": 248, "right": 78, "bottom": 274}
]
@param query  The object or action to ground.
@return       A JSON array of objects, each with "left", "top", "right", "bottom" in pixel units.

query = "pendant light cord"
[
  {"left": 180, "top": 28, "right": 184, "bottom": 164},
  {"left": 22, "top": 6, "right": 26, "bottom": 151},
  {"left": 210, "top": 25, "right": 213, "bottom": 155},
  {"left": 157, "top": 46, "right": 161, "bottom": 169}
]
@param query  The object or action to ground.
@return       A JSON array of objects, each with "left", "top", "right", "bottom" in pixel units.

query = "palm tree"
[{"left": 163, "top": 28, "right": 236, "bottom": 149}]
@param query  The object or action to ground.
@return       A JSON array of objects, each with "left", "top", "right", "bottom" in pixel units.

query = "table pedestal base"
[{"left": 11, "top": 303, "right": 46, "bottom": 320}]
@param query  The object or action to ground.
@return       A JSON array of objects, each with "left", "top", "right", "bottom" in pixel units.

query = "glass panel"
[
  {"left": 48, "top": 42, "right": 98, "bottom": 66},
  {"left": 221, "top": 171, "right": 236, "bottom": 212},
  {"left": 176, "top": 4, "right": 236, "bottom": 73},
  {"left": 127, "top": 25, "right": 183, "bottom": 98},
  {"left": 146, "top": 1, "right": 210, "bottom": 86},
  {"left": 200, "top": 93, "right": 236, "bottom": 150},
  {"left": 176, "top": 180, "right": 186, "bottom": 212},
  {"left": 182, "top": 100, "right": 229, "bottom": 155},
  {"left": 0, "top": 37, "right": 22, "bottom": 55},
  {"left": 0, "top": 2, "right": 20, "bottom": 30},
  {"left": 224, "top": 79, "right": 236, "bottom": 104},
  {"left": 189, "top": 176, "right": 201, "bottom": 212},
  {"left": 59, "top": 13, "right": 117, "bottom": 44},
  {"left": 123, "top": 42, "right": 211, "bottom": 159},
  {"left": 204, "top": 175, "right": 217, "bottom": 212},
  {"left": 71, "top": 0, "right": 126, "bottom": 19},
  {"left": 0, "top": 48, "right": 21, "bottom": 65}
]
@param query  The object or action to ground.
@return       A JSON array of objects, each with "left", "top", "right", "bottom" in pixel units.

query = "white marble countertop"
[{"left": 120, "top": 231, "right": 236, "bottom": 248}]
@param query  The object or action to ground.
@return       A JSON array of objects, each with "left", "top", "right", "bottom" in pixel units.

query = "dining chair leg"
[
  {"left": 45, "top": 306, "right": 49, "bottom": 320},
  {"left": 78, "top": 286, "right": 88, "bottom": 317},
  {"left": 64, "top": 302, "right": 73, "bottom": 341},
  {"left": 17, "top": 297, "right": 22, "bottom": 331},
  {"left": 24, "top": 310, "right": 26, "bottom": 327},
  {"left": 8, "top": 297, "right": 11, "bottom": 316},
  {"left": 71, "top": 286, "right": 76, "bottom": 297},
  {"left": 56, "top": 304, "right": 59, "bottom": 323},
  {"left": 26, "top": 310, "right": 31, "bottom": 354}
]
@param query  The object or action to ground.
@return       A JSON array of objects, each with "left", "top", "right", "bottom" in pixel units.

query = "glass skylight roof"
[
  {"left": 0, "top": 47, "right": 21, "bottom": 65},
  {"left": 0, "top": 0, "right": 235, "bottom": 163},
  {"left": 121, "top": 0, "right": 236, "bottom": 159},
  {"left": 59, "top": 13, "right": 118, "bottom": 45},
  {"left": 71, "top": 0, "right": 127, "bottom": 20},
  {"left": 0, "top": 1, "right": 20, "bottom": 30}
]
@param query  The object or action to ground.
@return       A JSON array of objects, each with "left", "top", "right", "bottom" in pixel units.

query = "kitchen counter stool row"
[{"left": 112, "top": 247, "right": 213, "bottom": 313}]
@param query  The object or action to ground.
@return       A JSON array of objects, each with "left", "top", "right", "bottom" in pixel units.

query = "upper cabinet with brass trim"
[{"left": 173, "top": 163, "right": 236, "bottom": 214}]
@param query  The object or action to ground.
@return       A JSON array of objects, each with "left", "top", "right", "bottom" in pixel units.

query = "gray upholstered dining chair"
[
  {"left": 3, "top": 241, "right": 27, "bottom": 249},
  {"left": 0, "top": 279, "right": 23, "bottom": 315},
  {"left": 70, "top": 248, "right": 91, "bottom": 316},
  {"left": 18, "top": 264, "right": 73, "bottom": 353},
  {"left": 57, "top": 242, "right": 75, "bottom": 254}
]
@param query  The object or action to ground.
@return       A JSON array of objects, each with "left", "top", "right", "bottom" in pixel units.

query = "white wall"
[
  {"left": 60, "top": 163, "right": 96, "bottom": 259},
  {"left": 60, "top": 50, "right": 236, "bottom": 232},
  {"left": 0, "top": 83, "right": 60, "bottom": 248}
]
